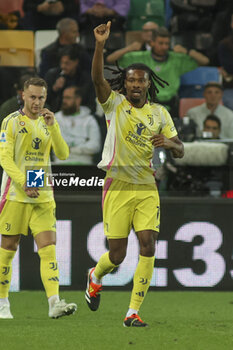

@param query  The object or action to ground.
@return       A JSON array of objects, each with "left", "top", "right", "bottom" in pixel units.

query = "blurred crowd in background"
[{"left": 0, "top": 0, "right": 232, "bottom": 196}]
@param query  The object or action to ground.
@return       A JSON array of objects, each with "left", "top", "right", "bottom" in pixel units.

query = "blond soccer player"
[{"left": 0, "top": 77, "right": 77, "bottom": 319}]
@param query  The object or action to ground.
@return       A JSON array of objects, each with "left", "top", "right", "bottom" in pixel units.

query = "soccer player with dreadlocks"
[{"left": 85, "top": 21, "right": 184, "bottom": 327}]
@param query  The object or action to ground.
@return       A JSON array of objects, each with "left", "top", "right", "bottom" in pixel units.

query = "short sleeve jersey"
[
  {"left": 98, "top": 91, "right": 177, "bottom": 183},
  {"left": 0, "top": 110, "right": 55, "bottom": 203}
]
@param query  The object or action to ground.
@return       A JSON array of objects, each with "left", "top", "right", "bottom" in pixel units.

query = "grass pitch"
[{"left": 0, "top": 291, "right": 233, "bottom": 350}]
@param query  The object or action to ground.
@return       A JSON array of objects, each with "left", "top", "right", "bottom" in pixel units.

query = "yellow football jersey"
[
  {"left": 98, "top": 91, "right": 177, "bottom": 183},
  {"left": 0, "top": 110, "right": 69, "bottom": 203}
]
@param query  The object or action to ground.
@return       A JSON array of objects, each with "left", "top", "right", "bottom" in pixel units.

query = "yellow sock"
[
  {"left": 129, "top": 255, "right": 155, "bottom": 311},
  {"left": 0, "top": 247, "right": 16, "bottom": 298},
  {"left": 94, "top": 252, "right": 117, "bottom": 280},
  {"left": 38, "top": 245, "right": 59, "bottom": 298}
]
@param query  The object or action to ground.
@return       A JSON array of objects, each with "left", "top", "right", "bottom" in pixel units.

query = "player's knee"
[
  {"left": 109, "top": 250, "right": 126, "bottom": 265},
  {"left": 1, "top": 235, "right": 20, "bottom": 251},
  {"left": 140, "top": 242, "right": 155, "bottom": 257},
  {"left": 1, "top": 242, "right": 18, "bottom": 251},
  {"left": 138, "top": 231, "right": 158, "bottom": 257}
]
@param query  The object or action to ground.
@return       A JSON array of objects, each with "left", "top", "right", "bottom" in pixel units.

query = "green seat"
[{"left": 126, "top": 0, "right": 165, "bottom": 30}]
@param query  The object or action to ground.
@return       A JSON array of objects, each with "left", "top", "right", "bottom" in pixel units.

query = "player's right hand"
[
  {"left": 23, "top": 183, "right": 40, "bottom": 198},
  {"left": 94, "top": 21, "right": 111, "bottom": 42}
]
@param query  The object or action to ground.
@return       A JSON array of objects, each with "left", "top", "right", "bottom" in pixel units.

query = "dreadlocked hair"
[{"left": 104, "top": 62, "right": 169, "bottom": 103}]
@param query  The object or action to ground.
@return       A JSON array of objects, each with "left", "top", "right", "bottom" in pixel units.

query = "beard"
[
  {"left": 130, "top": 96, "right": 141, "bottom": 104},
  {"left": 61, "top": 104, "right": 77, "bottom": 115}
]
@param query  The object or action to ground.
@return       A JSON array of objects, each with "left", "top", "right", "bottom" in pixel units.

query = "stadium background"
[
  {"left": 3, "top": 193, "right": 232, "bottom": 293},
  {"left": 0, "top": 0, "right": 232, "bottom": 294}
]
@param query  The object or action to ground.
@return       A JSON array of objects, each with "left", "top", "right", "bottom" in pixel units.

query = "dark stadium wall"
[{"left": 4, "top": 195, "right": 230, "bottom": 292}]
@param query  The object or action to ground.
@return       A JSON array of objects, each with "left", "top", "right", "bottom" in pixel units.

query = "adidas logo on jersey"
[{"left": 19, "top": 127, "right": 28, "bottom": 134}]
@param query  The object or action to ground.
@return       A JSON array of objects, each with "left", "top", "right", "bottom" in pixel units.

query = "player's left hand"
[
  {"left": 41, "top": 108, "right": 55, "bottom": 126},
  {"left": 150, "top": 134, "right": 173, "bottom": 149}
]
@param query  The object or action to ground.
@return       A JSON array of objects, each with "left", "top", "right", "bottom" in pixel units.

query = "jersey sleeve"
[
  {"left": 99, "top": 91, "right": 116, "bottom": 114},
  {"left": 0, "top": 117, "right": 25, "bottom": 186},
  {"left": 160, "top": 107, "right": 178, "bottom": 139},
  {"left": 99, "top": 90, "right": 123, "bottom": 123}
]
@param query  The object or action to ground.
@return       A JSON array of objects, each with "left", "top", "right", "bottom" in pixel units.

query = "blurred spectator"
[
  {"left": 126, "top": 0, "right": 165, "bottom": 30},
  {"left": 0, "top": 11, "right": 23, "bottom": 29},
  {"left": 54, "top": 86, "right": 101, "bottom": 165},
  {"left": 186, "top": 82, "right": 233, "bottom": 139},
  {"left": 140, "top": 21, "right": 159, "bottom": 50},
  {"left": 0, "top": 13, "right": 7, "bottom": 29},
  {"left": 79, "top": 0, "right": 130, "bottom": 33},
  {"left": 202, "top": 115, "right": 221, "bottom": 140},
  {"left": 0, "top": 0, "right": 24, "bottom": 17},
  {"left": 39, "top": 18, "right": 91, "bottom": 78},
  {"left": 0, "top": 72, "right": 37, "bottom": 124},
  {"left": 107, "top": 27, "right": 209, "bottom": 118},
  {"left": 106, "top": 21, "right": 158, "bottom": 63},
  {"left": 0, "top": 67, "right": 22, "bottom": 105},
  {"left": 217, "top": 14, "right": 233, "bottom": 111},
  {"left": 210, "top": 0, "right": 233, "bottom": 65},
  {"left": 168, "top": 0, "right": 232, "bottom": 63},
  {"left": 45, "top": 44, "right": 95, "bottom": 113},
  {"left": 23, "top": 0, "right": 79, "bottom": 30}
]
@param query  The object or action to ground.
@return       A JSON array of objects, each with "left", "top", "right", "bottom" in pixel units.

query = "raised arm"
[
  {"left": 106, "top": 41, "right": 142, "bottom": 64},
  {"left": 173, "top": 44, "right": 210, "bottom": 66},
  {"left": 92, "top": 21, "right": 112, "bottom": 103},
  {"left": 188, "top": 49, "right": 209, "bottom": 66}
]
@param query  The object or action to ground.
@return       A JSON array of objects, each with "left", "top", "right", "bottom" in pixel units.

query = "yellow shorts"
[
  {"left": 102, "top": 178, "right": 160, "bottom": 239},
  {"left": 0, "top": 200, "right": 56, "bottom": 237}
]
